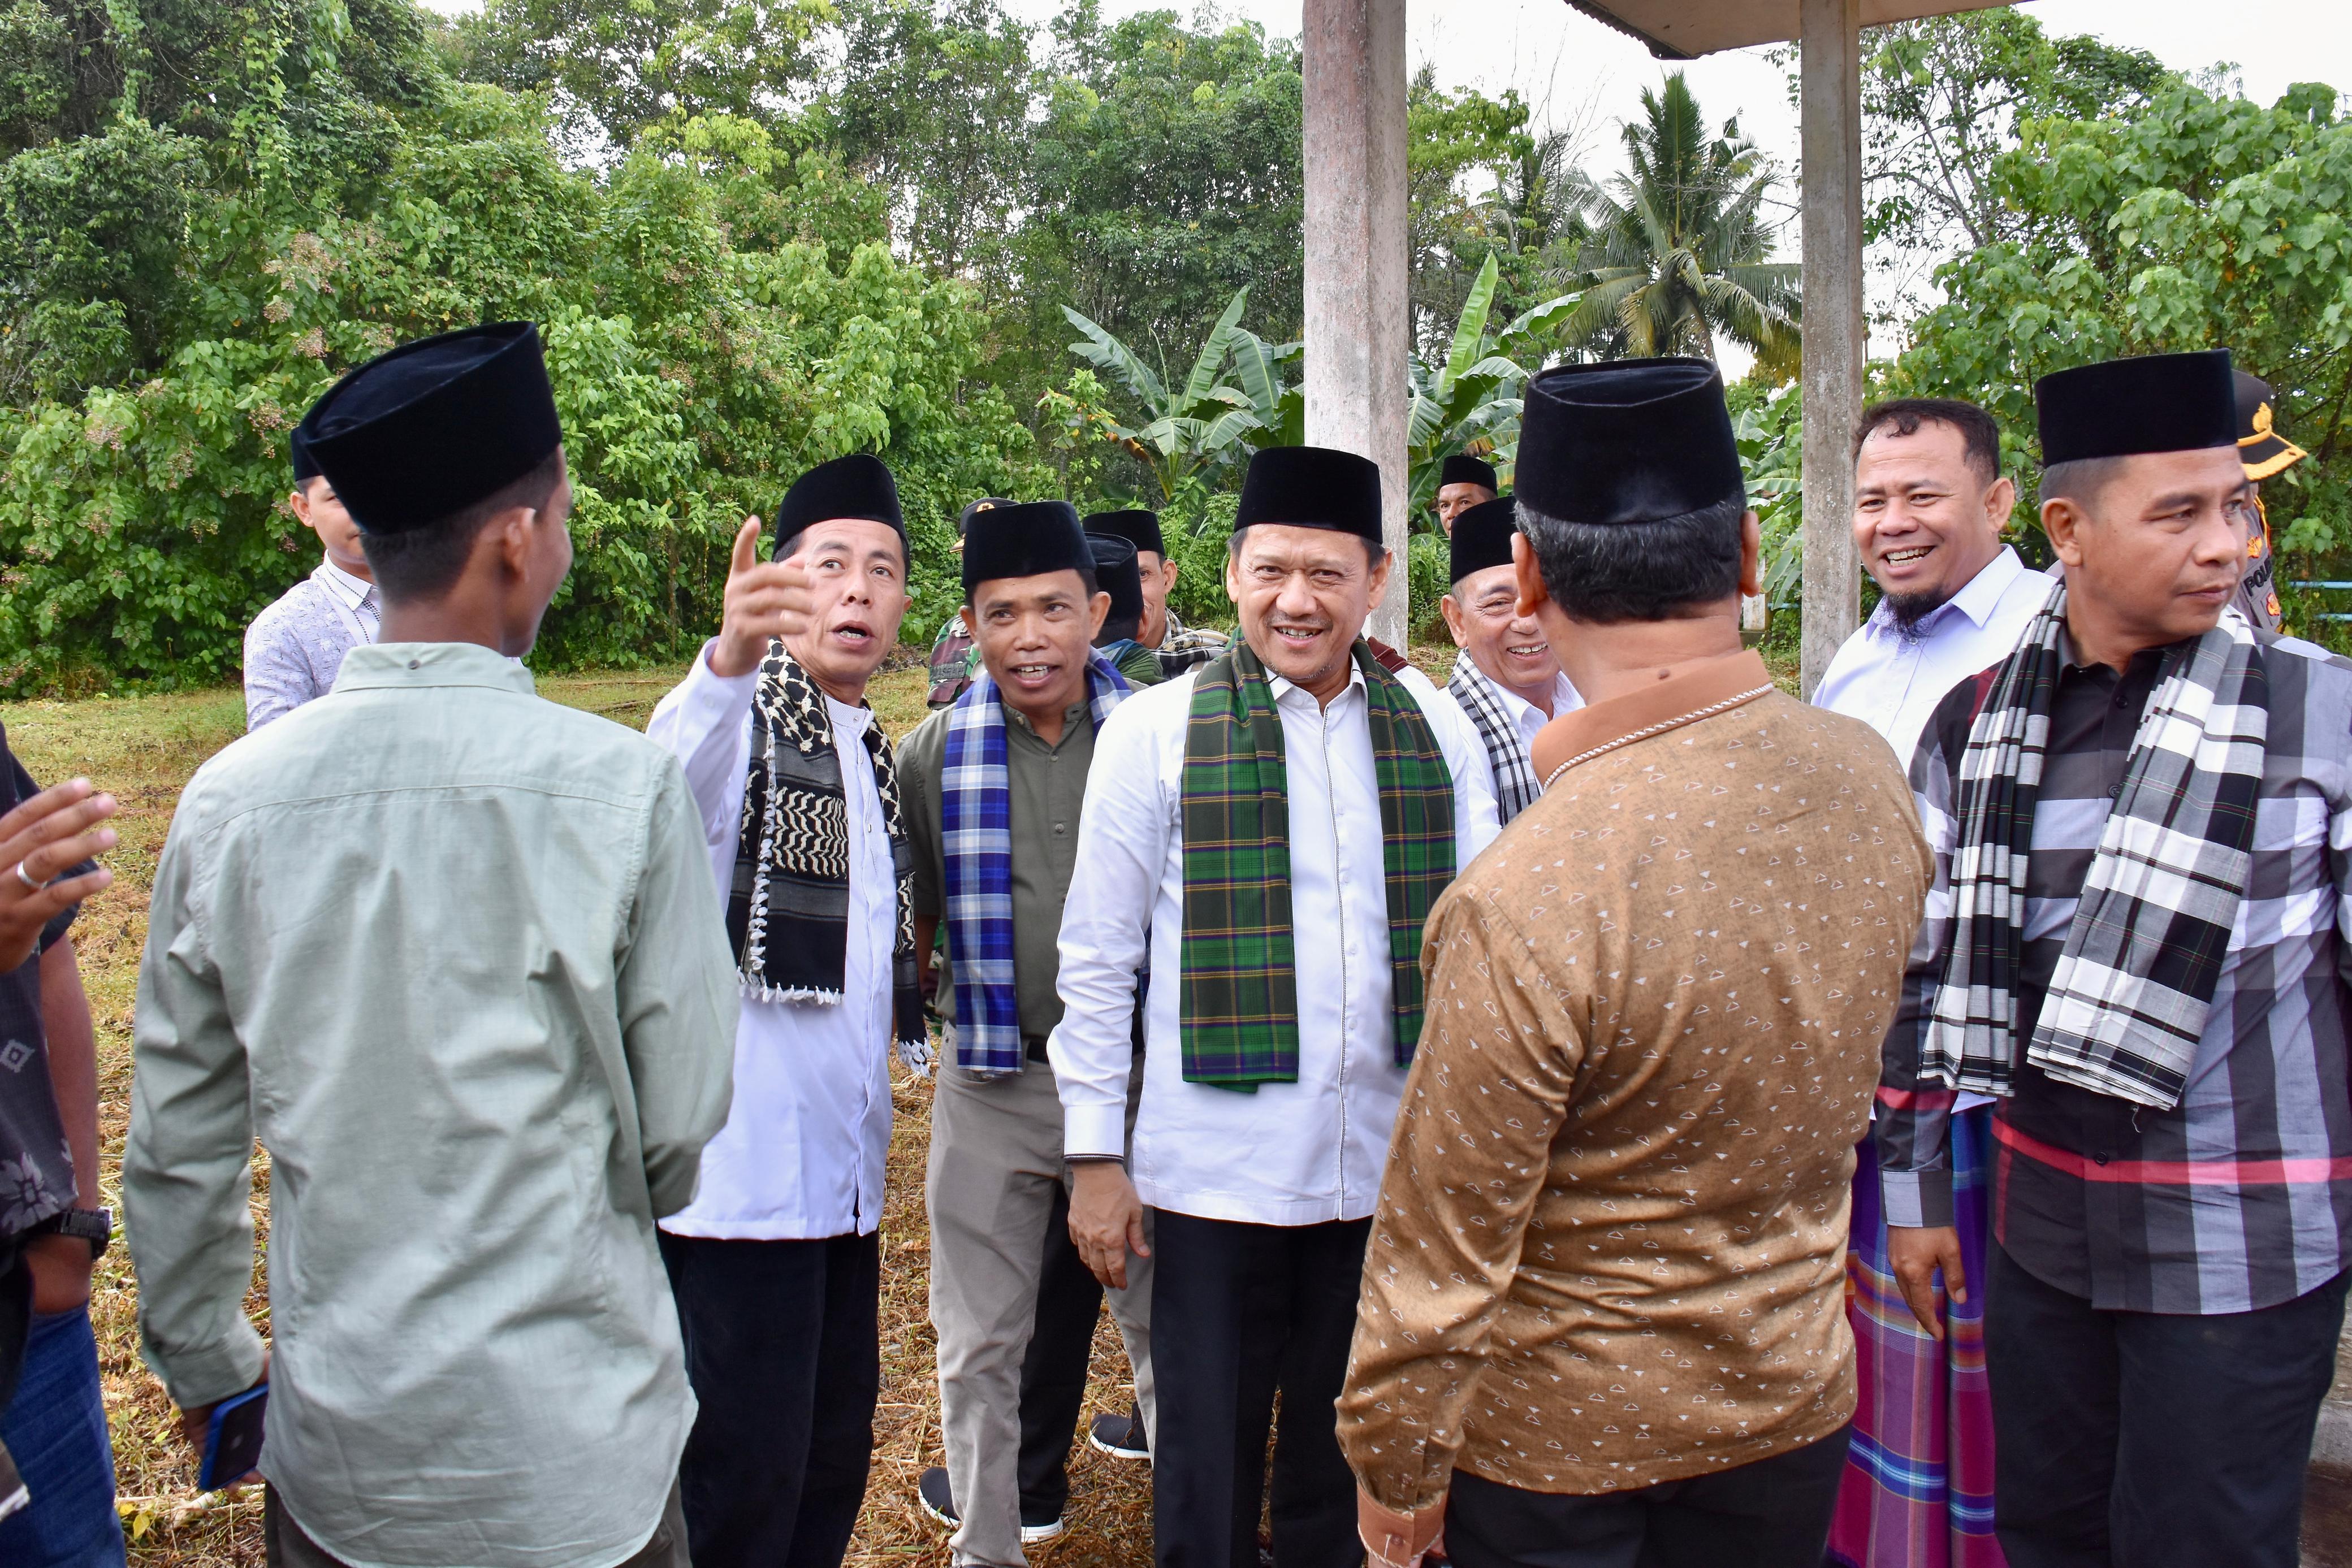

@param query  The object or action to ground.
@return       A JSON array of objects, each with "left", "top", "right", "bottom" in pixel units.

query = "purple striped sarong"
[{"left": 1829, "top": 1105, "right": 2006, "bottom": 1568}]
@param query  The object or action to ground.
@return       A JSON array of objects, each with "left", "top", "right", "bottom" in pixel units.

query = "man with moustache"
[
  {"left": 1050, "top": 444, "right": 1498, "bottom": 1568},
  {"left": 897, "top": 501, "right": 1155, "bottom": 1565},
  {"left": 1880, "top": 351, "right": 2352, "bottom": 1568},
  {"left": 646, "top": 453, "right": 925, "bottom": 1568},
  {"left": 1438, "top": 495, "right": 1581, "bottom": 826},
  {"left": 1434, "top": 453, "right": 1498, "bottom": 536},
  {"left": 1085, "top": 509, "right": 1228, "bottom": 678},
  {"left": 1337, "top": 357, "right": 1929, "bottom": 1568},
  {"left": 1811, "top": 398, "right": 2051, "bottom": 1568}
]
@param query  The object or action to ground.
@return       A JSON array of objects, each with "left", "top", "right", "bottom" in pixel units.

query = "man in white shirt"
[
  {"left": 1050, "top": 444, "right": 1499, "bottom": 1568},
  {"left": 1811, "top": 398, "right": 2052, "bottom": 764},
  {"left": 1809, "top": 397, "right": 2048, "bottom": 1568},
  {"left": 646, "top": 452, "right": 922, "bottom": 1568},
  {"left": 1437, "top": 495, "right": 1580, "bottom": 825},
  {"left": 241, "top": 434, "right": 381, "bottom": 730}
]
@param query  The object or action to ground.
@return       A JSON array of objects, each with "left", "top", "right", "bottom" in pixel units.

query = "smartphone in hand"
[{"left": 197, "top": 1384, "right": 268, "bottom": 1492}]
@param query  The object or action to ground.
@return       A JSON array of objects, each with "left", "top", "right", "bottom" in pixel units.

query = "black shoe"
[
  {"left": 918, "top": 1466, "right": 1065, "bottom": 1544},
  {"left": 1087, "top": 1409, "right": 1149, "bottom": 1461}
]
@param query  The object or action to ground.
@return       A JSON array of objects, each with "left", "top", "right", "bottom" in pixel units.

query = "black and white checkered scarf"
[
  {"left": 1923, "top": 582, "right": 2267, "bottom": 1110},
  {"left": 1447, "top": 651, "right": 1544, "bottom": 825}
]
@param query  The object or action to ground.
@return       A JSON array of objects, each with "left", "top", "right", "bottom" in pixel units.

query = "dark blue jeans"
[{"left": 0, "top": 1306, "right": 125, "bottom": 1567}]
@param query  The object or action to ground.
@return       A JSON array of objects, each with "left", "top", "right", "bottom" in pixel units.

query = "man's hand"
[
  {"left": 25, "top": 1232, "right": 95, "bottom": 1313},
  {"left": 1888, "top": 1224, "right": 1967, "bottom": 1341},
  {"left": 708, "top": 517, "right": 818, "bottom": 679},
  {"left": 0, "top": 779, "right": 115, "bottom": 973},
  {"left": 1068, "top": 1160, "right": 1148, "bottom": 1290},
  {"left": 180, "top": 1357, "right": 269, "bottom": 1492}
]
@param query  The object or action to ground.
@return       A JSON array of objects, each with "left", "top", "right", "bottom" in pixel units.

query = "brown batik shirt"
[{"left": 1338, "top": 649, "right": 1930, "bottom": 1543}]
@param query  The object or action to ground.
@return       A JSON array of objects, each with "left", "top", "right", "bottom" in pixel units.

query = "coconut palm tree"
[{"left": 1557, "top": 72, "right": 1800, "bottom": 375}]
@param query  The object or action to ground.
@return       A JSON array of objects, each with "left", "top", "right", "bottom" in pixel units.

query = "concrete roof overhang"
[{"left": 1564, "top": 0, "right": 2022, "bottom": 59}]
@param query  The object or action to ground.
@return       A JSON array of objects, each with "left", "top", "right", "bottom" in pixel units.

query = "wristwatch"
[{"left": 29, "top": 1206, "right": 111, "bottom": 1260}]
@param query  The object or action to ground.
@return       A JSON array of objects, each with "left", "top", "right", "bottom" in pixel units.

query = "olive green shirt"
[{"left": 900, "top": 696, "right": 1097, "bottom": 1043}]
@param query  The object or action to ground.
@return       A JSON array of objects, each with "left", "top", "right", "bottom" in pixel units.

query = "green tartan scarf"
[{"left": 1178, "top": 638, "right": 1458, "bottom": 1090}]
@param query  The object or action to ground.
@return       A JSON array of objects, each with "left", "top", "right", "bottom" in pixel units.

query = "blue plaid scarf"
[{"left": 942, "top": 653, "right": 1132, "bottom": 1075}]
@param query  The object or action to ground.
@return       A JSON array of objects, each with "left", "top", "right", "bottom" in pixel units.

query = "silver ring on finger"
[{"left": 12, "top": 860, "right": 42, "bottom": 892}]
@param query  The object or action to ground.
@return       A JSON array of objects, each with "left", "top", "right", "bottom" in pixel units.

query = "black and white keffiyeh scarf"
[
  {"left": 1923, "top": 582, "right": 2267, "bottom": 1111},
  {"left": 728, "top": 641, "right": 931, "bottom": 1072},
  {"left": 1447, "top": 650, "right": 1543, "bottom": 825}
]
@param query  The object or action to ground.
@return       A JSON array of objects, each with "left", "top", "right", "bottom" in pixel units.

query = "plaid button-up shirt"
[
  {"left": 1153, "top": 609, "right": 1227, "bottom": 680},
  {"left": 1878, "top": 629, "right": 2352, "bottom": 1314}
]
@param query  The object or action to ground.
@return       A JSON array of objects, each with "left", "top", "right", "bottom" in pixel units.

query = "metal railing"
[{"left": 2290, "top": 582, "right": 2352, "bottom": 622}]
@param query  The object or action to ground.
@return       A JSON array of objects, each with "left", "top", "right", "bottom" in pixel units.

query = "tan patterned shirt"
[{"left": 1338, "top": 650, "right": 1930, "bottom": 1532}]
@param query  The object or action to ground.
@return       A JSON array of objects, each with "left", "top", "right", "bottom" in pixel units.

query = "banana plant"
[
  {"left": 1046, "top": 290, "right": 1257, "bottom": 503},
  {"left": 1205, "top": 325, "right": 1304, "bottom": 452},
  {"left": 1405, "top": 252, "right": 1583, "bottom": 521}
]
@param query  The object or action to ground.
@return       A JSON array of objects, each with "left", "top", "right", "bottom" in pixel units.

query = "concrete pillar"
[
  {"left": 1302, "top": 0, "right": 1411, "bottom": 649},
  {"left": 1798, "top": 0, "right": 1864, "bottom": 698}
]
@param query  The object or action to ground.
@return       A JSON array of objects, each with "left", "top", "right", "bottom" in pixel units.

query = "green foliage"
[
  {"left": 1727, "top": 379, "right": 1803, "bottom": 609},
  {"left": 1043, "top": 288, "right": 1278, "bottom": 504},
  {"left": 0, "top": 1, "right": 1042, "bottom": 691},
  {"left": 1555, "top": 73, "right": 1800, "bottom": 376},
  {"left": 1404, "top": 252, "right": 1581, "bottom": 525},
  {"left": 1892, "top": 79, "right": 2352, "bottom": 621}
]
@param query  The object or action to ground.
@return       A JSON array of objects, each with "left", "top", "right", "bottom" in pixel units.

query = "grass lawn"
[{"left": 17, "top": 637, "right": 1794, "bottom": 1566}]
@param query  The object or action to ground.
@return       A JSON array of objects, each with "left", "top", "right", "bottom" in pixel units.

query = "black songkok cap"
[
  {"left": 1449, "top": 497, "right": 1521, "bottom": 583},
  {"left": 1516, "top": 358, "right": 1743, "bottom": 526},
  {"left": 958, "top": 497, "right": 1015, "bottom": 538},
  {"left": 1234, "top": 445, "right": 1383, "bottom": 542},
  {"left": 1440, "top": 453, "right": 1498, "bottom": 492},
  {"left": 291, "top": 429, "right": 321, "bottom": 486},
  {"left": 1084, "top": 508, "right": 1166, "bottom": 560},
  {"left": 773, "top": 453, "right": 904, "bottom": 551},
  {"left": 2036, "top": 350, "right": 2237, "bottom": 466},
  {"left": 2236, "top": 370, "right": 2308, "bottom": 482},
  {"left": 961, "top": 501, "right": 1090, "bottom": 593},
  {"left": 1086, "top": 534, "right": 1145, "bottom": 627},
  {"left": 296, "top": 322, "right": 563, "bottom": 536}
]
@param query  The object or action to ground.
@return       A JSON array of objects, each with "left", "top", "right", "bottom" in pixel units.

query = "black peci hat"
[
  {"left": 1084, "top": 508, "right": 1166, "bottom": 560},
  {"left": 296, "top": 322, "right": 563, "bottom": 536},
  {"left": 1449, "top": 497, "right": 1521, "bottom": 584},
  {"left": 2236, "top": 370, "right": 2307, "bottom": 482},
  {"left": 773, "top": 454, "right": 904, "bottom": 552},
  {"left": 291, "top": 429, "right": 321, "bottom": 486},
  {"left": 1234, "top": 446, "right": 1384, "bottom": 542},
  {"left": 1439, "top": 453, "right": 1498, "bottom": 492},
  {"left": 1515, "top": 358, "right": 1743, "bottom": 526},
  {"left": 2036, "top": 350, "right": 2237, "bottom": 467},
  {"left": 962, "top": 501, "right": 1091, "bottom": 594},
  {"left": 1086, "top": 534, "right": 1145, "bottom": 627}
]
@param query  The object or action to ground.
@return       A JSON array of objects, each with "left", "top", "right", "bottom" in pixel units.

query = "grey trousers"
[
  {"left": 928, "top": 1060, "right": 1154, "bottom": 1568},
  {"left": 264, "top": 1481, "right": 690, "bottom": 1567}
]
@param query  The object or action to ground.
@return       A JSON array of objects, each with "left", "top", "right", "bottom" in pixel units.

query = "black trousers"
[
  {"left": 1150, "top": 1209, "right": 1369, "bottom": 1568},
  {"left": 1985, "top": 1241, "right": 2349, "bottom": 1568},
  {"left": 1441, "top": 1427, "right": 1853, "bottom": 1568},
  {"left": 1016, "top": 1179, "right": 1117, "bottom": 1522},
  {"left": 659, "top": 1229, "right": 880, "bottom": 1568}
]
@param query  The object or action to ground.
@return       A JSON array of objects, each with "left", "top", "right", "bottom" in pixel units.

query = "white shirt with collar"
[
  {"left": 1049, "top": 658, "right": 1500, "bottom": 1228},
  {"left": 647, "top": 643, "right": 898, "bottom": 1240},
  {"left": 1488, "top": 669, "right": 1583, "bottom": 747},
  {"left": 1811, "top": 545, "right": 2056, "bottom": 769},
  {"left": 315, "top": 556, "right": 381, "bottom": 642}
]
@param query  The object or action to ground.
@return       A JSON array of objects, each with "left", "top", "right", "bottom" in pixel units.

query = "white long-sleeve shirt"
[
  {"left": 646, "top": 643, "right": 897, "bottom": 1240},
  {"left": 1049, "top": 660, "right": 1499, "bottom": 1227}
]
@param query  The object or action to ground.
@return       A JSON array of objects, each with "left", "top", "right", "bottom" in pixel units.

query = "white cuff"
[{"left": 1063, "top": 1102, "right": 1127, "bottom": 1161}]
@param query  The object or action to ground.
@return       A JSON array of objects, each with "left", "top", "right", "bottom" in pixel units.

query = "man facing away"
[
  {"left": 124, "top": 322, "right": 740, "bottom": 1568},
  {"left": 1438, "top": 495, "right": 1581, "bottom": 826},
  {"left": 646, "top": 451, "right": 924, "bottom": 1568},
  {"left": 1811, "top": 397, "right": 2050, "bottom": 1568},
  {"left": 897, "top": 501, "right": 1155, "bottom": 1564},
  {"left": 1338, "top": 357, "right": 1932, "bottom": 1568},
  {"left": 241, "top": 433, "right": 380, "bottom": 730},
  {"left": 1084, "top": 509, "right": 1227, "bottom": 678},
  {"left": 1434, "top": 453, "right": 1497, "bottom": 536},
  {"left": 1083, "top": 532, "right": 1163, "bottom": 689},
  {"left": 1880, "top": 350, "right": 2352, "bottom": 1568},
  {"left": 2233, "top": 368, "right": 2305, "bottom": 633},
  {"left": 1051, "top": 443, "right": 1499, "bottom": 1568}
]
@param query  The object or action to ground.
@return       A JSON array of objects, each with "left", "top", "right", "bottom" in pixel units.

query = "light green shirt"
[{"left": 123, "top": 643, "right": 738, "bottom": 1568}]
